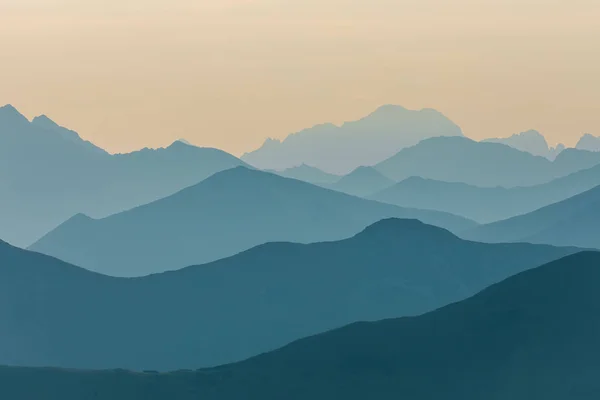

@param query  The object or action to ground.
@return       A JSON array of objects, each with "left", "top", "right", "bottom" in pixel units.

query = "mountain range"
[
  {"left": 1, "top": 251, "right": 598, "bottom": 400},
  {"left": 29, "top": 167, "right": 475, "bottom": 276},
  {"left": 0, "top": 105, "right": 247, "bottom": 247},
  {"left": 375, "top": 136, "right": 600, "bottom": 187},
  {"left": 463, "top": 184, "right": 600, "bottom": 249},
  {"left": 1, "top": 218, "right": 579, "bottom": 371},
  {"left": 482, "top": 129, "right": 565, "bottom": 160},
  {"left": 242, "top": 105, "right": 464, "bottom": 174},
  {"left": 371, "top": 162, "right": 600, "bottom": 223}
]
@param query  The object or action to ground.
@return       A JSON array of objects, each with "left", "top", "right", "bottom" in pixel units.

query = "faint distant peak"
[
  {"left": 176, "top": 138, "right": 195, "bottom": 146},
  {"left": 576, "top": 133, "right": 600, "bottom": 151}
]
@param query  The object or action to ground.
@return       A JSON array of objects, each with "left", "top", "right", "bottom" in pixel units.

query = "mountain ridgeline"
[
  {"left": 371, "top": 163, "right": 600, "bottom": 223},
  {"left": 242, "top": 105, "right": 464, "bottom": 174},
  {"left": 29, "top": 167, "right": 476, "bottom": 277},
  {"left": 0, "top": 218, "right": 580, "bottom": 371},
  {"left": 1, "top": 252, "right": 599, "bottom": 400},
  {"left": 374, "top": 136, "right": 600, "bottom": 188},
  {"left": 0, "top": 105, "right": 247, "bottom": 247}
]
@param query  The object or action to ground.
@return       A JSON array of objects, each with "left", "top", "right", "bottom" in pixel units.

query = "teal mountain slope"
[
  {"left": 1, "top": 219, "right": 579, "bottom": 371},
  {"left": 30, "top": 167, "right": 476, "bottom": 277},
  {"left": 1, "top": 251, "right": 598, "bottom": 400},
  {"left": 462, "top": 185, "right": 600, "bottom": 248}
]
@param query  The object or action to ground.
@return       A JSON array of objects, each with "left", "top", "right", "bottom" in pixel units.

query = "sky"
[{"left": 1, "top": 0, "right": 599, "bottom": 155}]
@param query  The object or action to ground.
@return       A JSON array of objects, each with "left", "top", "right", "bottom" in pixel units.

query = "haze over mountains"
[
  {"left": 374, "top": 136, "right": 600, "bottom": 187},
  {"left": 30, "top": 167, "right": 475, "bottom": 276},
  {"left": 327, "top": 166, "right": 395, "bottom": 197},
  {"left": 0, "top": 104, "right": 247, "bottom": 247},
  {"left": 463, "top": 185, "right": 600, "bottom": 249},
  {"left": 371, "top": 162, "right": 600, "bottom": 223},
  {"left": 2, "top": 251, "right": 598, "bottom": 400},
  {"left": 1, "top": 218, "right": 580, "bottom": 371},
  {"left": 242, "top": 105, "right": 464, "bottom": 174},
  {"left": 269, "top": 164, "right": 341, "bottom": 185},
  {"left": 482, "top": 129, "right": 565, "bottom": 160}
]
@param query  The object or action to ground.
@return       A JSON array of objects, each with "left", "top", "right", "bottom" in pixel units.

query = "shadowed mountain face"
[
  {"left": 482, "top": 130, "right": 565, "bottom": 160},
  {"left": 1, "top": 251, "right": 598, "bottom": 400},
  {"left": 375, "top": 136, "right": 600, "bottom": 187},
  {"left": 462, "top": 185, "right": 600, "bottom": 249},
  {"left": 327, "top": 166, "right": 395, "bottom": 197},
  {"left": 2, "top": 219, "right": 578, "bottom": 371},
  {"left": 29, "top": 167, "right": 475, "bottom": 277},
  {"left": 271, "top": 164, "right": 341, "bottom": 185},
  {"left": 577, "top": 133, "right": 600, "bottom": 152},
  {"left": 0, "top": 105, "right": 247, "bottom": 247},
  {"left": 242, "top": 105, "right": 464, "bottom": 174},
  {"left": 371, "top": 163, "right": 600, "bottom": 223}
]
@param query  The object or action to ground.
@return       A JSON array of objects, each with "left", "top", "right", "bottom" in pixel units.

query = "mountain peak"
[
  {"left": 0, "top": 104, "right": 29, "bottom": 126},
  {"left": 31, "top": 114, "right": 59, "bottom": 128},
  {"left": 356, "top": 217, "right": 456, "bottom": 242}
]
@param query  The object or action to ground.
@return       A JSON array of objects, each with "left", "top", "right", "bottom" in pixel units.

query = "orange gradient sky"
[{"left": 1, "top": 0, "right": 599, "bottom": 155}]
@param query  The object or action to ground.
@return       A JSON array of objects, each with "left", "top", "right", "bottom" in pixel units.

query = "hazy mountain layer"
[
  {"left": 371, "top": 163, "right": 600, "bottom": 223},
  {"left": 0, "top": 105, "right": 247, "bottom": 246},
  {"left": 463, "top": 185, "right": 600, "bottom": 249},
  {"left": 375, "top": 136, "right": 600, "bottom": 187},
  {"left": 30, "top": 168, "right": 475, "bottom": 277}
]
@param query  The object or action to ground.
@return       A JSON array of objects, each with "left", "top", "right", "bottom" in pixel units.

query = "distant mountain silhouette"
[
  {"left": 371, "top": 163, "right": 600, "bottom": 223},
  {"left": 327, "top": 166, "right": 395, "bottom": 197},
  {"left": 576, "top": 133, "right": 600, "bottom": 152},
  {"left": 482, "top": 129, "right": 565, "bottom": 160},
  {"left": 31, "top": 114, "right": 108, "bottom": 155},
  {"left": 271, "top": 163, "right": 341, "bottom": 185},
  {"left": 1, "top": 219, "right": 579, "bottom": 371},
  {"left": 242, "top": 105, "right": 464, "bottom": 174},
  {"left": 0, "top": 105, "right": 246, "bottom": 247},
  {"left": 2, "top": 251, "right": 598, "bottom": 400},
  {"left": 30, "top": 168, "right": 475, "bottom": 276},
  {"left": 375, "top": 136, "right": 600, "bottom": 187},
  {"left": 463, "top": 185, "right": 600, "bottom": 249}
]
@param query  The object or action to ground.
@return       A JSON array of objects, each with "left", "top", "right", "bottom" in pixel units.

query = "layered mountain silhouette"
[
  {"left": 270, "top": 164, "right": 341, "bottom": 185},
  {"left": 0, "top": 105, "right": 246, "bottom": 246},
  {"left": 242, "top": 105, "right": 464, "bottom": 174},
  {"left": 327, "top": 166, "right": 395, "bottom": 197},
  {"left": 1, "top": 251, "right": 598, "bottom": 400},
  {"left": 371, "top": 163, "right": 600, "bottom": 223},
  {"left": 577, "top": 133, "right": 600, "bottom": 152},
  {"left": 375, "top": 136, "right": 600, "bottom": 187},
  {"left": 30, "top": 168, "right": 475, "bottom": 276},
  {"left": 482, "top": 129, "right": 565, "bottom": 160},
  {"left": 463, "top": 185, "right": 600, "bottom": 249}
]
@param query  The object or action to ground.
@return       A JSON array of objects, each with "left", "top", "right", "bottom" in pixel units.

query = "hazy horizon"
[{"left": 1, "top": 0, "right": 599, "bottom": 155}]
